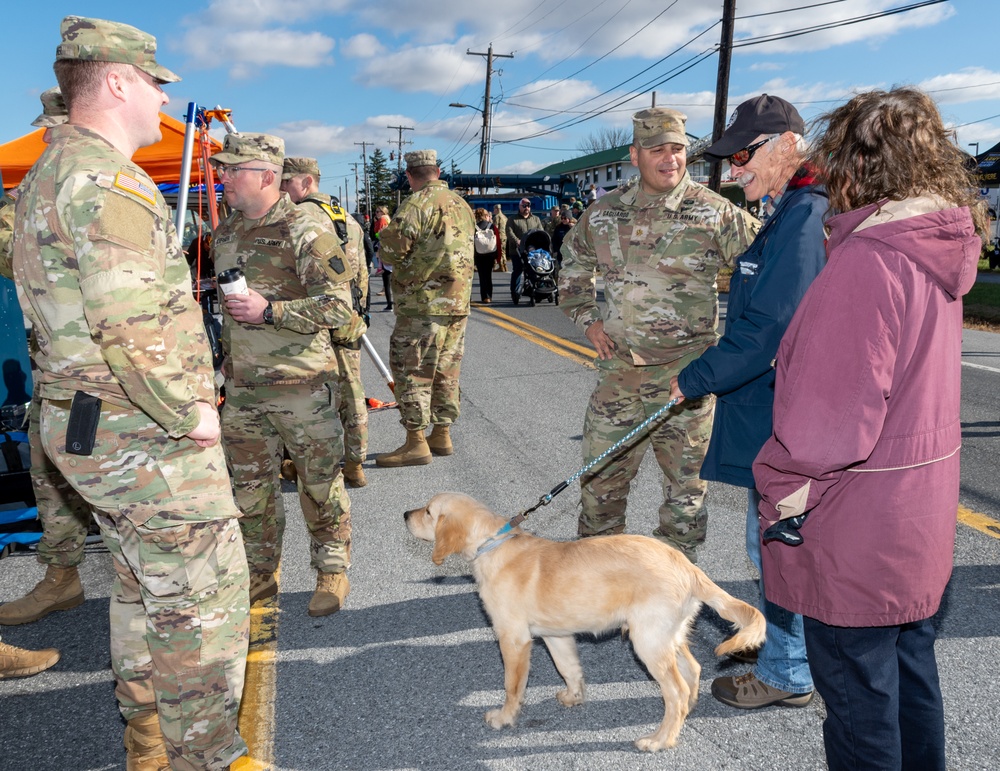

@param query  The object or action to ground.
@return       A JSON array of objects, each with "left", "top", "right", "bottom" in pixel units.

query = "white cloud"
[
  {"left": 181, "top": 27, "right": 335, "bottom": 77},
  {"left": 270, "top": 119, "right": 355, "bottom": 155},
  {"left": 919, "top": 68, "right": 1000, "bottom": 105},
  {"left": 196, "top": 0, "right": 350, "bottom": 27},
  {"left": 354, "top": 45, "right": 481, "bottom": 94},
  {"left": 493, "top": 160, "right": 543, "bottom": 175},
  {"left": 341, "top": 33, "right": 385, "bottom": 59}
]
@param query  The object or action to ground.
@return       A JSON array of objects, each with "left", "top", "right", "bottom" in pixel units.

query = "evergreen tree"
[{"left": 360, "top": 148, "right": 394, "bottom": 215}]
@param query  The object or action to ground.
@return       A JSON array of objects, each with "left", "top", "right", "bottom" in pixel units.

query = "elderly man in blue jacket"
[{"left": 669, "top": 94, "right": 827, "bottom": 711}]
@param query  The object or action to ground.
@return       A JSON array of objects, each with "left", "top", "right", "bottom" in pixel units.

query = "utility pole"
[
  {"left": 349, "top": 162, "right": 361, "bottom": 218},
  {"left": 387, "top": 124, "right": 414, "bottom": 209},
  {"left": 465, "top": 44, "right": 513, "bottom": 174},
  {"left": 709, "top": 0, "right": 737, "bottom": 193},
  {"left": 354, "top": 141, "right": 372, "bottom": 219}
]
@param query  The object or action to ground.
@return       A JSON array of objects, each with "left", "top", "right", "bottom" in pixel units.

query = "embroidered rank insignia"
[{"left": 113, "top": 171, "right": 157, "bottom": 205}]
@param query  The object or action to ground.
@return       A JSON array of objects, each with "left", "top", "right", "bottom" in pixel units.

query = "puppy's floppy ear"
[{"left": 431, "top": 511, "right": 467, "bottom": 565}]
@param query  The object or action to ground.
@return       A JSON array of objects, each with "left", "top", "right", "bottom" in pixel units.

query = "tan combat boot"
[
  {"left": 375, "top": 429, "right": 432, "bottom": 467},
  {"left": 280, "top": 458, "right": 298, "bottom": 482},
  {"left": 124, "top": 712, "right": 170, "bottom": 771},
  {"left": 0, "top": 640, "right": 60, "bottom": 679},
  {"left": 0, "top": 565, "right": 84, "bottom": 626},
  {"left": 427, "top": 425, "right": 453, "bottom": 456},
  {"left": 308, "top": 572, "right": 350, "bottom": 617},
  {"left": 343, "top": 460, "right": 367, "bottom": 488},
  {"left": 249, "top": 572, "right": 278, "bottom": 604}
]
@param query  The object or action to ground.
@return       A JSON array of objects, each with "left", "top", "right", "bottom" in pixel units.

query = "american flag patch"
[{"left": 113, "top": 171, "right": 157, "bottom": 205}]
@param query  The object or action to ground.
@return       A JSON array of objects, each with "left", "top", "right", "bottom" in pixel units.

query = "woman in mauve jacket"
[{"left": 752, "top": 87, "right": 987, "bottom": 771}]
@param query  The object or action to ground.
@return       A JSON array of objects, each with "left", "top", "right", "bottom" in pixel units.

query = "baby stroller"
[{"left": 512, "top": 229, "right": 559, "bottom": 306}]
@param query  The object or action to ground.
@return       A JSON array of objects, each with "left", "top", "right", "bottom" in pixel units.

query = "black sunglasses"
[{"left": 729, "top": 136, "right": 777, "bottom": 167}]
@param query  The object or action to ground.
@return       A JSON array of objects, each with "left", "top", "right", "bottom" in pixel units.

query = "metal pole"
[
  {"left": 174, "top": 102, "right": 198, "bottom": 237},
  {"left": 360, "top": 334, "right": 395, "bottom": 393}
]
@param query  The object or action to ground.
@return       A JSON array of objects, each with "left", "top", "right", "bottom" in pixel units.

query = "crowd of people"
[{"left": 0, "top": 13, "right": 987, "bottom": 771}]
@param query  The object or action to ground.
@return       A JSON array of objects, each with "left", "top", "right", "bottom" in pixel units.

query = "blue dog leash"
[{"left": 501, "top": 396, "right": 682, "bottom": 534}]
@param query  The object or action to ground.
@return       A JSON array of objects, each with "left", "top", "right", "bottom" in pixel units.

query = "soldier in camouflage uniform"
[
  {"left": 0, "top": 87, "right": 98, "bottom": 630},
  {"left": 492, "top": 204, "right": 508, "bottom": 271},
  {"left": 211, "top": 135, "right": 357, "bottom": 618},
  {"left": 12, "top": 17, "right": 249, "bottom": 770},
  {"left": 280, "top": 157, "right": 370, "bottom": 488},
  {"left": 559, "top": 107, "right": 760, "bottom": 562},
  {"left": 376, "top": 149, "right": 476, "bottom": 466}
]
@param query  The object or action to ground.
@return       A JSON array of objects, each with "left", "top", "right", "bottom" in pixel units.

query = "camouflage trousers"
[
  {"left": 222, "top": 380, "right": 351, "bottom": 575},
  {"left": 27, "top": 388, "right": 91, "bottom": 567},
  {"left": 578, "top": 355, "right": 715, "bottom": 556},
  {"left": 39, "top": 397, "right": 249, "bottom": 771},
  {"left": 334, "top": 344, "right": 368, "bottom": 463},
  {"left": 389, "top": 314, "right": 467, "bottom": 431}
]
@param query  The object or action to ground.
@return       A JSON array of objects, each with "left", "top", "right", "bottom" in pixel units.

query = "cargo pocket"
[
  {"left": 120, "top": 499, "right": 228, "bottom": 600},
  {"left": 163, "top": 662, "right": 237, "bottom": 762}
]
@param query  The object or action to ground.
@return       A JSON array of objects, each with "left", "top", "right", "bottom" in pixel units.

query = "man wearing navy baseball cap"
[{"left": 670, "top": 93, "right": 827, "bottom": 711}]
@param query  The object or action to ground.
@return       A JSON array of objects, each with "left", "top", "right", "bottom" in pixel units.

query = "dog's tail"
[{"left": 692, "top": 569, "right": 767, "bottom": 658}]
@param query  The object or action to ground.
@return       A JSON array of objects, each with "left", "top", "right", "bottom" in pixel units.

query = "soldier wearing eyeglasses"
[
  {"left": 210, "top": 133, "right": 358, "bottom": 619},
  {"left": 559, "top": 106, "right": 759, "bottom": 564}
]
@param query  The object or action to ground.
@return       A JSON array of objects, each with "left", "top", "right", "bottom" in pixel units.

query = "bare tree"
[{"left": 577, "top": 127, "right": 631, "bottom": 154}]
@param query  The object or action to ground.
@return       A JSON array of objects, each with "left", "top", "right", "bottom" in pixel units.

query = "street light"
[
  {"left": 449, "top": 102, "right": 490, "bottom": 175},
  {"left": 970, "top": 142, "right": 980, "bottom": 157}
]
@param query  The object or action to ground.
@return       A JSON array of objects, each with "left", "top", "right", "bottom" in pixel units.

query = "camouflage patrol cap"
[
  {"left": 405, "top": 149, "right": 437, "bottom": 170},
  {"left": 31, "top": 87, "right": 68, "bottom": 128},
  {"left": 56, "top": 16, "right": 180, "bottom": 84},
  {"left": 632, "top": 107, "right": 688, "bottom": 149},
  {"left": 210, "top": 133, "right": 285, "bottom": 167},
  {"left": 282, "top": 157, "right": 320, "bottom": 180}
]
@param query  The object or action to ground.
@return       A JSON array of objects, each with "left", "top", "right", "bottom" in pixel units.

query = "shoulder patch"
[
  {"left": 96, "top": 191, "right": 155, "bottom": 250},
  {"left": 113, "top": 171, "right": 157, "bottom": 206}
]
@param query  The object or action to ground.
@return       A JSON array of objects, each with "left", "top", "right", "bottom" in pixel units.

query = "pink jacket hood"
[{"left": 824, "top": 197, "right": 979, "bottom": 300}]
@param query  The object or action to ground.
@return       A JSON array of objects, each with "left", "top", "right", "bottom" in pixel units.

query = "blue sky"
[{"left": 3, "top": 1, "right": 998, "bottom": 204}]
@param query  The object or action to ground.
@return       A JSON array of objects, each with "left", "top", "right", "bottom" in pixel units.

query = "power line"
[{"left": 731, "top": 0, "right": 949, "bottom": 49}]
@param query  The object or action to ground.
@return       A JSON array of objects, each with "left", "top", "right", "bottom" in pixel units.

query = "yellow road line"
[
  {"left": 475, "top": 306, "right": 596, "bottom": 367},
  {"left": 231, "top": 576, "right": 280, "bottom": 771},
  {"left": 958, "top": 506, "right": 1000, "bottom": 539}
]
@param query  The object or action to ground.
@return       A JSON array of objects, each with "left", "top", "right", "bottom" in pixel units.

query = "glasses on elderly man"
[
  {"left": 215, "top": 164, "right": 270, "bottom": 177},
  {"left": 520, "top": 202, "right": 531, "bottom": 208},
  {"left": 728, "top": 136, "right": 780, "bottom": 168}
]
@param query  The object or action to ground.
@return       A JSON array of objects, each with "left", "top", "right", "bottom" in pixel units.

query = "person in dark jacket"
[
  {"left": 753, "top": 88, "right": 985, "bottom": 770},
  {"left": 669, "top": 94, "right": 827, "bottom": 710},
  {"left": 472, "top": 207, "right": 501, "bottom": 303}
]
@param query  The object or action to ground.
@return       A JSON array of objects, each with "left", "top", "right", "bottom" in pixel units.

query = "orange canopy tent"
[{"left": 0, "top": 112, "right": 222, "bottom": 190}]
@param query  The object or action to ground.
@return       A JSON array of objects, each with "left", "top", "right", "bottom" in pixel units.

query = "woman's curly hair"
[{"left": 811, "top": 87, "right": 988, "bottom": 238}]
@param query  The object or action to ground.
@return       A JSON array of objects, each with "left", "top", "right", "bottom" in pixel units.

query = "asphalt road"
[{"left": 1, "top": 277, "right": 998, "bottom": 770}]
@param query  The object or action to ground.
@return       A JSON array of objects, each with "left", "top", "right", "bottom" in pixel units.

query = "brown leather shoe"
[{"left": 712, "top": 671, "right": 813, "bottom": 709}]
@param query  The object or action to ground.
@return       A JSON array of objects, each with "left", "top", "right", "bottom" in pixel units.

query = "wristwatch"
[{"left": 262, "top": 302, "right": 274, "bottom": 325}]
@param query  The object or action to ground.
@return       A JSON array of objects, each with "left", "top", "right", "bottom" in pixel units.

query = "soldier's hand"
[
  {"left": 224, "top": 288, "right": 270, "bottom": 324},
  {"left": 669, "top": 376, "right": 687, "bottom": 404},
  {"left": 585, "top": 320, "right": 616, "bottom": 360},
  {"left": 187, "top": 401, "right": 222, "bottom": 448}
]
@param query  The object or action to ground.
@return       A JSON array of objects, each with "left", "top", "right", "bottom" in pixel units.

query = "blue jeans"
[
  {"left": 746, "top": 488, "right": 813, "bottom": 693},
  {"left": 803, "top": 617, "right": 946, "bottom": 771}
]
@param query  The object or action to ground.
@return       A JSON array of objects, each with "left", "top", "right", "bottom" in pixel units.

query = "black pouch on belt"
[{"left": 66, "top": 392, "right": 102, "bottom": 456}]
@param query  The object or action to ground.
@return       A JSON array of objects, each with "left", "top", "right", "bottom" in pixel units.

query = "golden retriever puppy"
[{"left": 404, "top": 492, "right": 766, "bottom": 752}]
